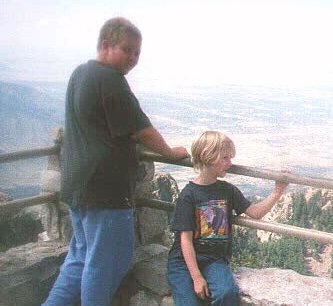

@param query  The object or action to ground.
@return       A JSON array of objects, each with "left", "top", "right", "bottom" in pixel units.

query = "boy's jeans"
[
  {"left": 167, "top": 255, "right": 240, "bottom": 306},
  {"left": 42, "top": 206, "right": 134, "bottom": 306}
]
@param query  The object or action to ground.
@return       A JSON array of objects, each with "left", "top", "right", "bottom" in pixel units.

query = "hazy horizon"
[
  {"left": 1, "top": 0, "right": 333, "bottom": 87},
  {"left": 1, "top": 79, "right": 331, "bottom": 198}
]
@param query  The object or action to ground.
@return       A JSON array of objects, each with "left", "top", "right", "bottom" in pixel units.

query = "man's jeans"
[
  {"left": 167, "top": 255, "right": 240, "bottom": 306},
  {"left": 42, "top": 207, "right": 134, "bottom": 306}
]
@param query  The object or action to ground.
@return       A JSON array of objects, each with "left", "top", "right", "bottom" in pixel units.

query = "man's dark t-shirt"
[
  {"left": 169, "top": 180, "right": 251, "bottom": 259},
  {"left": 60, "top": 60, "right": 151, "bottom": 209}
]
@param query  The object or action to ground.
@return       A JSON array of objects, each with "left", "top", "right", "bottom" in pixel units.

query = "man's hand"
[
  {"left": 170, "top": 146, "right": 190, "bottom": 160},
  {"left": 135, "top": 126, "right": 190, "bottom": 159}
]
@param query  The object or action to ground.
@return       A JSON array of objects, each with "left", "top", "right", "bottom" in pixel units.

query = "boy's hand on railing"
[
  {"left": 275, "top": 181, "right": 289, "bottom": 192},
  {"left": 170, "top": 147, "right": 190, "bottom": 160},
  {"left": 275, "top": 169, "right": 290, "bottom": 192}
]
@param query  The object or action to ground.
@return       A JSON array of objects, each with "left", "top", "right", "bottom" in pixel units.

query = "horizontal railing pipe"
[
  {"left": 136, "top": 197, "right": 333, "bottom": 244},
  {"left": 138, "top": 149, "right": 333, "bottom": 190},
  {"left": 0, "top": 192, "right": 59, "bottom": 214},
  {"left": 138, "top": 149, "right": 193, "bottom": 167},
  {"left": 229, "top": 165, "right": 333, "bottom": 190},
  {"left": 136, "top": 198, "right": 175, "bottom": 212},
  {"left": 233, "top": 216, "right": 333, "bottom": 244},
  {"left": 0, "top": 145, "right": 60, "bottom": 164}
]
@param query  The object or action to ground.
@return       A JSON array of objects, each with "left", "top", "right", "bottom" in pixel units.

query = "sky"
[{"left": 1, "top": 0, "right": 333, "bottom": 87}]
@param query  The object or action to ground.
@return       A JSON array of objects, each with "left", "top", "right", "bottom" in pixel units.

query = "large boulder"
[
  {"left": 135, "top": 172, "right": 178, "bottom": 246},
  {"left": 133, "top": 246, "right": 170, "bottom": 296},
  {"left": 234, "top": 267, "right": 333, "bottom": 306},
  {"left": 0, "top": 241, "right": 67, "bottom": 306}
]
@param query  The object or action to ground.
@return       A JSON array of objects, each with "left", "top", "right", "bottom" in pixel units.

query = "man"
[{"left": 42, "top": 17, "right": 189, "bottom": 306}]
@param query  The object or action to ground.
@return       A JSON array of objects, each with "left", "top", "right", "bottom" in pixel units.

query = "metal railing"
[
  {"left": 138, "top": 148, "right": 333, "bottom": 190},
  {"left": 0, "top": 145, "right": 60, "bottom": 164},
  {"left": 0, "top": 143, "right": 61, "bottom": 215},
  {"left": 1, "top": 143, "right": 333, "bottom": 244}
]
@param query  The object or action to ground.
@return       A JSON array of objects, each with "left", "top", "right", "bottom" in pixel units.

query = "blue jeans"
[
  {"left": 167, "top": 255, "right": 240, "bottom": 306},
  {"left": 42, "top": 207, "right": 134, "bottom": 306}
]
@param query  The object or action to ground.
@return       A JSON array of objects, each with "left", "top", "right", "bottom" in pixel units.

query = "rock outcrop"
[
  {"left": 3, "top": 240, "right": 333, "bottom": 306},
  {"left": 0, "top": 241, "right": 67, "bottom": 306},
  {"left": 235, "top": 267, "right": 333, "bottom": 306},
  {"left": 0, "top": 192, "right": 43, "bottom": 251},
  {"left": 260, "top": 188, "right": 333, "bottom": 228}
]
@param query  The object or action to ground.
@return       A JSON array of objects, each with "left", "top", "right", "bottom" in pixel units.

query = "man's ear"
[{"left": 101, "top": 40, "right": 110, "bottom": 51}]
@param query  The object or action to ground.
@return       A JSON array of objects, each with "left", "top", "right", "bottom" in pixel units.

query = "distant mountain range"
[
  {"left": 1, "top": 78, "right": 332, "bottom": 200},
  {"left": 0, "top": 80, "right": 65, "bottom": 198},
  {"left": 0, "top": 80, "right": 65, "bottom": 151}
]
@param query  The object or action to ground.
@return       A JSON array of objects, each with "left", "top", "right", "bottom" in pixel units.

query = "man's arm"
[{"left": 135, "top": 126, "right": 189, "bottom": 159}]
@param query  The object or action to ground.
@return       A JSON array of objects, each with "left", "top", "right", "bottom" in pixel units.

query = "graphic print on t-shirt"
[{"left": 195, "top": 199, "right": 229, "bottom": 239}]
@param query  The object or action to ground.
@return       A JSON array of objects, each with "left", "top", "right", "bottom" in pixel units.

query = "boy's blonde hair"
[
  {"left": 191, "top": 131, "right": 236, "bottom": 169},
  {"left": 97, "top": 17, "right": 142, "bottom": 51}
]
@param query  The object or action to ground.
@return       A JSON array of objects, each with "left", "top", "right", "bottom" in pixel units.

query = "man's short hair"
[
  {"left": 191, "top": 131, "right": 236, "bottom": 169},
  {"left": 97, "top": 17, "right": 142, "bottom": 51}
]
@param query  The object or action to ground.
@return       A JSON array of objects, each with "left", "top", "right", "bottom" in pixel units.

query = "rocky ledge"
[{"left": 1, "top": 241, "right": 333, "bottom": 306}]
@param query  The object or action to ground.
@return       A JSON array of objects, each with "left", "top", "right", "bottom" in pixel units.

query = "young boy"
[
  {"left": 42, "top": 17, "right": 189, "bottom": 306},
  {"left": 167, "top": 131, "right": 289, "bottom": 306}
]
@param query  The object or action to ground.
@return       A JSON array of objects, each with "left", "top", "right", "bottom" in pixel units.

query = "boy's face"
[
  {"left": 104, "top": 34, "right": 141, "bottom": 75},
  {"left": 208, "top": 152, "right": 233, "bottom": 178}
]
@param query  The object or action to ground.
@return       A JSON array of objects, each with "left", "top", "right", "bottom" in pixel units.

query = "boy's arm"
[
  {"left": 245, "top": 180, "right": 289, "bottom": 219},
  {"left": 135, "top": 126, "right": 189, "bottom": 159},
  {"left": 180, "top": 231, "right": 210, "bottom": 300}
]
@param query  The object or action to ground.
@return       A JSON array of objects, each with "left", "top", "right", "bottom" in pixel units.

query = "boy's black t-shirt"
[
  {"left": 169, "top": 180, "right": 251, "bottom": 259},
  {"left": 60, "top": 60, "right": 152, "bottom": 209}
]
